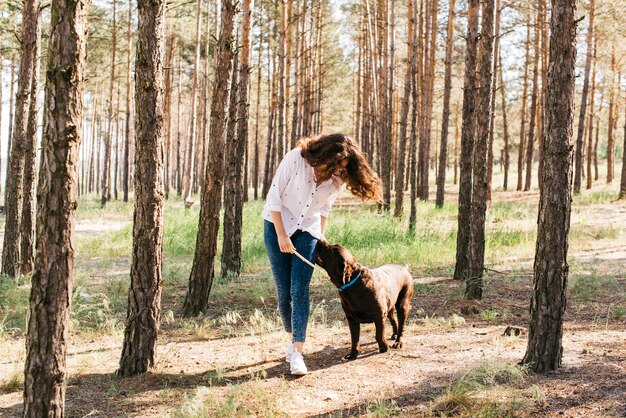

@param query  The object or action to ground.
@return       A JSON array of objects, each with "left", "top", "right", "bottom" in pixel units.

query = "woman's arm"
[
  {"left": 270, "top": 210, "right": 296, "bottom": 253},
  {"left": 320, "top": 216, "right": 327, "bottom": 240}
]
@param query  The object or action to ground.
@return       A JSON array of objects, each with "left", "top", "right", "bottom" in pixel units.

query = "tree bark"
[
  {"left": 607, "top": 49, "right": 616, "bottom": 184},
  {"left": 101, "top": 0, "right": 117, "bottom": 208},
  {"left": 117, "top": 0, "right": 165, "bottom": 377},
  {"left": 2, "top": 0, "right": 41, "bottom": 277},
  {"left": 253, "top": 0, "right": 264, "bottom": 200},
  {"left": 435, "top": 0, "right": 456, "bottom": 208},
  {"left": 20, "top": 8, "right": 42, "bottom": 276},
  {"left": 522, "top": 0, "right": 576, "bottom": 373},
  {"left": 619, "top": 102, "right": 626, "bottom": 199},
  {"left": 393, "top": 0, "right": 416, "bottom": 217},
  {"left": 123, "top": 0, "right": 132, "bottom": 202},
  {"left": 181, "top": 0, "right": 203, "bottom": 203},
  {"left": 5, "top": 62, "right": 16, "bottom": 208},
  {"left": 466, "top": 0, "right": 495, "bottom": 300},
  {"left": 222, "top": 0, "right": 254, "bottom": 279},
  {"left": 586, "top": 36, "right": 597, "bottom": 190},
  {"left": 517, "top": 22, "right": 531, "bottom": 191},
  {"left": 573, "top": 0, "right": 594, "bottom": 194},
  {"left": 22, "top": 0, "right": 86, "bottom": 413},
  {"left": 499, "top": 52, "right": 511, "bottom": 191},
  {"left": 182, "top": 0, "right": 236, "bottom": 317},
  {"left": 453, "top": 0, "right": 479, "bottom": 280},
  {"left": 486, "top": 0, "right": 501, "bottom": 204},
  {"left": 523, "top": 2, "right": 541, "bottom": 192}
]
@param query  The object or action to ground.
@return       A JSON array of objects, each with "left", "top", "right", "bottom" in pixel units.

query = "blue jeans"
[{"left": 264, "top": 220, "right": 318, "bottom": 343}]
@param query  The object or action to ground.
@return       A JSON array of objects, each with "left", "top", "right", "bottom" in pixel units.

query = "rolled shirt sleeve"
[{"left": 265, "top": 148, "right": 300, "bottom": 212}]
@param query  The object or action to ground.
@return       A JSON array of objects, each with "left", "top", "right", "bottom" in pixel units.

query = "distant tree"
[
  {"left": 123, "top": 0, "right": 133, "bottom": 202},
  {"left": 522, "top": 0, "right": 577, "bottom": 373},
  {"left": 2, "top": 0, "right": 41, "bottom": 277},
  {"left": 499, "top": 52, "right": 511, "bottom": 191},
  {"left": 20, "top": 6, "right": 42, "bottom": 275},
  {"left": 453, "top": 0, "right": 479, "bottom": 280},
  {"left": 4, "top": 62, "right": 16, "bottom": 207},
  {"left": 573, "top": 0, "right": 594, "bottom": 193},
  {"left": 586, "top": 36, "right": 597, "bottom": 190},
  {"left": 222, "top": 0, "right": 255, "bottom": 279},
  {"left": 435, "top": 0, "right": 456, "bottom": 209},
  {"left": 524, "top": 1, "right": 541, "bottom": 192},
  {"left": 181, "top": 0, "right": 204, "bottom": 204},
  {"left": 22, "top": 0, "right": 86, "bottom": 413},
  {"left": 394, "top": 0, "right": 416, "bottom": 217},
  {"left": 606, "top": 49, "right": 616, "bottom": 184},
  {"left": 101, "top": 0, "right": 117, "bottom": 207},
  {"left": 517, "top": 22, "right": 531, "bottom": 191},
  {"left": 182, "top": 0, "right": 236, "bottom": 317},
  {"left": 117, "top": 0, "right": 166, "bottom": 377},
  {"left": 616, "top": 106, "right": 626, "bottom": 199}
]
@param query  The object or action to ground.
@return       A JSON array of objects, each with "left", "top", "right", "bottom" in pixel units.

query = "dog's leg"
[
  {"left": 374, "top": 317, "right": 389, "bottom": 353},
  {"left": 388, "top": 308, "right": 398, "bottom": 341},
  {"left": 392, "top": 297, "right": 411, "bottom": 349},
  {"left": 345, "top": 319, "right": 361, "bottom": 360}
]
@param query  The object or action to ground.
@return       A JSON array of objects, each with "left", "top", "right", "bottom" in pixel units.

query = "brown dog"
[{"left": 315, "top": 240, "right": 414, "bottom": 359}]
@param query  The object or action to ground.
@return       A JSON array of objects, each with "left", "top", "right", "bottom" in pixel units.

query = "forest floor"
[{"left": 1, "top": 180, "right": 625, "bottom": 417}]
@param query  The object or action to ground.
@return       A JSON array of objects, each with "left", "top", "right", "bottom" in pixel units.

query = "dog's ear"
[{"left": 342, "top": 263, "right": 353, "bottom": 285}]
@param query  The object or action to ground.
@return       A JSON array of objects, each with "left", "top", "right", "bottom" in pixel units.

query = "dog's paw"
[
  {"left": 389, "top": 334, "right": 398, "bottom": 341},
  {"left": 378, "top": 344, "right": 389, "bottom": 354},
  {"left": 392, "top": 341, "right": 403, "bottom": 349},
  {"left": 344, "top": 351, "right": 359, "bottom": 360}
]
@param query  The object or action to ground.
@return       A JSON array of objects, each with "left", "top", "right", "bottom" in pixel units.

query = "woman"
[{"left": 263, "top": 133, "right": 382, "bottom": 375}]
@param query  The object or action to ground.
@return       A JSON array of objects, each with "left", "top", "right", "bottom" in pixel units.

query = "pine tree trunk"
[
  {"left": 114, "top": 87, "right": 121, "bottom": 200},
  {"left": 435, "top": 0, "right": 456, "bottom": 208},
  {"left": 466, "top": 0, "right": 495, "bottom": 300},
  {"left": 453, "top": 0, "right": 479, "bottom": 280},
  {"left": 182, "top": 0, "right": 203, "bottom": 203},
  {"left": 524, "top": 3, "right": 541, "bottom": 192},
  {"left": 377, "top": 0, "right": 391, "bottom": 210},
  {"left": 277, "top": 0, "right": 287, "bottom": 158},
  {"left": 573, "top": 0, "right": 594, "bottom": 193},
  {"left": 123, "top": 0, "right": 132, "bottom": 202},
  {"left": 20, "top": 8, "right": 42, "bottom": 275},
  {"left": 4, "top": 63, "right": 16, "bottom": 207},
  {"left": 117, "top": 0, "right": 165, "bottom": 377},
  {"left": 22, "top": 0, "right": 86, "bottom": 413},
  {"left": 607, "top": 50, "right": 616, "bottom": 184},
  {"left": 0, "top": 61, "right": 3, "bottom": 198},
  {"left": 163, "top": 33, "right": 173, "bottom": 200},
  {"left": 2, "top": 0, "right": 41, "bottom": 277},
  {"left": 616, "top": 102, "right": 626, "bottom": 199},
  {"left": 586, "top": 37, "right": 597, "bottom": 190},
  {"left": 486, "top": 0, "right": 501, "bottom": 203},
  {"left": 418, "top": 0, "right": 437, "bottom": 202},
  {"left": 253, "top": 0, "right": 264, "bottom": 200},
  {"left": 517, "top": 22, "right": 531, "bottom": 191},
  {"left": 499, "top": 53, "right": 511, "bottom": 191},
  {"left": 393, "top": 0, "right": 415, "bottom": 217},
  {"left": 222, "top": 0, "right": 254, "bottom": 279},
  {"left": 101, "top": 0, "right": 117, "bottom": 208},
  {"left": 522, "top": 0, "right": 576, "bottom": 373},
  {"left": 407, "top": 0, "right": 418, "bottom": 232},
  {"left": 182, "top": 0, "right": 236, "bottom": 317}
]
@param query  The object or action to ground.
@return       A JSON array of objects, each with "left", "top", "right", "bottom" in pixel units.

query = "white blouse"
[{"left": 262, "top": 147, "right": 343, "bottom": 239}]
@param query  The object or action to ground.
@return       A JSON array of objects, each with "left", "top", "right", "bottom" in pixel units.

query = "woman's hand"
[{"left": 277, "top": 233, "right": 296, "bottom": 253}]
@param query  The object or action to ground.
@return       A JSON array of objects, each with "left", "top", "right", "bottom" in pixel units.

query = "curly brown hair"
[{"left": 297, "top": 133, "right": 382, "bottom": 203}]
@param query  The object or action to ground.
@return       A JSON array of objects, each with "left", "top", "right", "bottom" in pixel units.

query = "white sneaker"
[
  {"left": 286, "top": 344, "right": 294, "bottom": 362},
  {"left": 289, "top": 351, "right": 308, "bottom": 375}
]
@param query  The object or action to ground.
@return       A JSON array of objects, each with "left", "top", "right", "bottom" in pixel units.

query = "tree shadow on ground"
[{"left": 0, "top": 343, "right": 384, "bottom": 417}]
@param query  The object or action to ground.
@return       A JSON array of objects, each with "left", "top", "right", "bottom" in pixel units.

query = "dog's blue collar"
[{"left": 337, "top": 272, "right": 362, "bottom": 292}]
